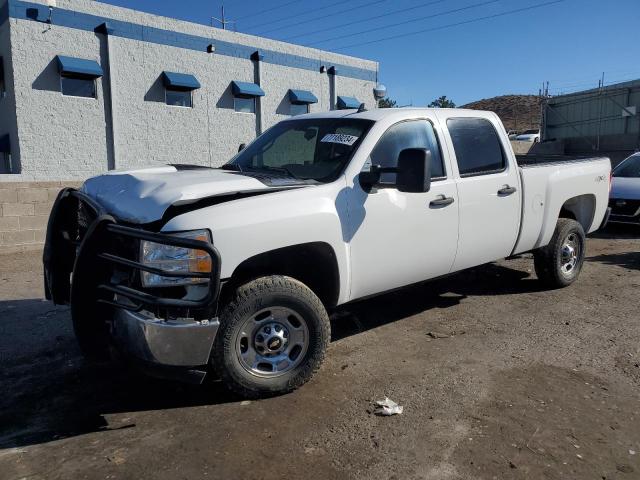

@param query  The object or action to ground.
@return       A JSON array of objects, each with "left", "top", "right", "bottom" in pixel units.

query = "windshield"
[
  {"left": 522, "top": 129, "right": 538, "bottom": 135},
  {"left": 226, "top": 118, "right": 374, "bottom": 182},
  {"left": 613, "top": 154, "right": 640, "bottom": 178}
]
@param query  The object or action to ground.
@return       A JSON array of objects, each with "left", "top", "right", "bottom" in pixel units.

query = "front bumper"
[
  {"left": 608, "top": 198, "right": 640, "bottom": 225},
  {"left": 112, "top": 309, "right": 219, "bottom": 367},
  {"left": 43, "top": 188, "right": 222, "bottom": 379}
]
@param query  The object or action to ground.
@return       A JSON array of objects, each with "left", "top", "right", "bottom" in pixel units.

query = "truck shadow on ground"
[
  {"left": 588, "top": 251, "right": 640, "bottom": 271},
  {"left": 332, "top": 261, "right": 543, "bottom": 341},
  {"left": 0, "top": 261, "right": 542, "bottom": 451}
]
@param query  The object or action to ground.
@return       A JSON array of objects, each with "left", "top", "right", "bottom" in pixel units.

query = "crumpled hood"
[
  {"left": 82, "top": 166, "right": 281, "bottom": 223},
  {"left": 611, "top": 176, "right": 640, "bottom": 200}
]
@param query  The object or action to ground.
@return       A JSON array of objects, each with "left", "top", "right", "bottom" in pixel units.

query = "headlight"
[{"left": 140, "top": 229, "right": 213, "bottom": 288}]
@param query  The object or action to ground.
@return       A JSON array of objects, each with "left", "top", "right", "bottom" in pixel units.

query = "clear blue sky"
[{"left": 98, "top": 0, "right": 640, "bottom": 106}]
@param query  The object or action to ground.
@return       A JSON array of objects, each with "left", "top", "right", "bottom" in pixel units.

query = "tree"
[
  {"left": 378, "top": 97, "right": 397, "bottom": 108},
  {"left": 428, "top": 96, "right": 456, "bottom": 108}
]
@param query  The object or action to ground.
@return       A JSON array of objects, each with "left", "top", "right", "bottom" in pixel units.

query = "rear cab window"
[{"left": 447, "top": 117, "right": 507, "bottom": 177}]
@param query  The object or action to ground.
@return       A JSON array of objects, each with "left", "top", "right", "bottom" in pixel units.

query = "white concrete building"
[{"left": 0, "top": 0, "right": 380, "bottom": 181}]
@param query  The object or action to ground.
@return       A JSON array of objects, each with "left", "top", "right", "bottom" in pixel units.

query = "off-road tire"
[
  {"left": 212, "top": 276, "right": 330, "bottom": 398},
  {"left": 533, "top": 218, "right": 586, "bottom": 288}
]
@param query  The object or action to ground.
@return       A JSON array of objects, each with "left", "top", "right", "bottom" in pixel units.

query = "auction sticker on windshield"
[{"left": 321, "top": 133, "right": 359, "bottom": 146}]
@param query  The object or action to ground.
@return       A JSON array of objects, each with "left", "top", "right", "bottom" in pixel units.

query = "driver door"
[{"left": 346, "top": 119, "right": 459, "bottom": 301}]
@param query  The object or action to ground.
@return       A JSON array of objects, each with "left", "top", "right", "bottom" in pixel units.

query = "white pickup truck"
[{"left": 44, "top": 108, "right": 611, "bottom": 397}]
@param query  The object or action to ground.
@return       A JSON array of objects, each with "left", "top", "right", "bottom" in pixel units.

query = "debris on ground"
[
  {"left": 427, "top": 331, "right": 450, "bottom": 339},
  {"left": 374, "top": 397, "right": 403, "bottom": 416},
  {"left": 427, "top": 330, "right": 466, "bottom": 339}
]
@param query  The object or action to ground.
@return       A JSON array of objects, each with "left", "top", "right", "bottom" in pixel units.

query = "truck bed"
[
  {"left": 516, "top": 154, "right": 610, "bottom": 167},
  {"left": 513, "top": 155, "right": 611, "bottom": 256}
]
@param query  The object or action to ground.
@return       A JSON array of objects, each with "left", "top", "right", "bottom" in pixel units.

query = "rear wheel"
[
  {"left": 212, "top": 276, "right": 330, "bottom": 398},
  {"left": 534, "top": 218, "right": 586, "bottom": 288}
]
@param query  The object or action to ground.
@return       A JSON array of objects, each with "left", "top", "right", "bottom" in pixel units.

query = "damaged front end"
[{"left": 43, "top": 188, "right": 221, "bottom": 383}]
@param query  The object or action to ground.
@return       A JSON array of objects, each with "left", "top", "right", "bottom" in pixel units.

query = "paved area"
[{"left": 1, "top": 227, "right": 639, "bottom": 480}]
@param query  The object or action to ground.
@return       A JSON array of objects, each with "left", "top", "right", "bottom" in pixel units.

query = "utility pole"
[
  {"left": 596, "top": 72, "right": 605, "bottom": 151},
  {"left": 211, "top": 4, "right": 236, "bottom": 30}
]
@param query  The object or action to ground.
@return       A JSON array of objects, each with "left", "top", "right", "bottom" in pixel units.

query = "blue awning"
[
  {"left": 337, "top": 96, "right": 361, "bottom": 110},
  {"left": 162, "top": 71, "right": 201, "bottom": 91},
  {"left": 288, "top": 89, "right": 318, "bottom": 105},
  {"left": 231, "top": 81, "right": 265, "bottom": 98},
  {"left": 0, "top": 135, "right": 10, "bottom": 153},
  {"left": 56, "top": 56, "right": 103, "bottom": 79}
]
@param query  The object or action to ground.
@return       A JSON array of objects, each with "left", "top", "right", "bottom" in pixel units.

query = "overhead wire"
[
  {"left": 330, "top": 0, "right": 566, "bottom": 51},
  {"left": 282, "top": 0, "right": 447, "bottom": 42},
  {"left": 234, "top": 0, "right": 306, "bottom": 22},
  {"left": 243, "top": 0, "right": 346, "bottom": 32},
  {"left": 305, "top": 0, "right": 499, "bottom": 47}
]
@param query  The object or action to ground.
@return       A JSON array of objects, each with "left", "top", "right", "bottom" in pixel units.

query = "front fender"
[{"left": 161, "top": 181, "right": 351, "bottom": 304}]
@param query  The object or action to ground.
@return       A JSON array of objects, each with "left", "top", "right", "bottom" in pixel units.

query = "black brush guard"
[{"left": 43, "top": 188, "right": 221, "bottom": 318}]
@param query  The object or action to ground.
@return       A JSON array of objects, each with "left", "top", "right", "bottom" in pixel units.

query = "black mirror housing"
[
  {"left": 396, "top": 148, "right": 432, "bottom": 193},
  {"left": 238, "top": 143, "right": 247, "bottom": 152}
]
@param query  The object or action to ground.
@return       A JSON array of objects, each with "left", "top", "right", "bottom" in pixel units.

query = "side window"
[
  {"left": 369, "top": 120, "right": 445, "bottom": 183},
  {"left": 447, "top": 118, "right": 506, "bottom": 176}
]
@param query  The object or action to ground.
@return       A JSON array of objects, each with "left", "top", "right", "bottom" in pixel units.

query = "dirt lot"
[{"left": 1, "top": 227, "right": 639, "bottom": 480}]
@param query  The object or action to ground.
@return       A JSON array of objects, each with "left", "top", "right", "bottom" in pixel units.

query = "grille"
[{"left": 77, "top": 200, "right": 96, "bottom": 243}]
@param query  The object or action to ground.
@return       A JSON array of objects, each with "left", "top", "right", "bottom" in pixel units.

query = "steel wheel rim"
[
  {"left": 235, "top": 307, "right": 309, "bottom": 378},
  {"left": 560, "top": 232, "right": 581, "bottom": 277}
]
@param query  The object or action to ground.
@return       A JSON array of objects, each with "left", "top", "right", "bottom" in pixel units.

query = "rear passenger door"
[{"left": 437, "top": 114, "right": 521, "bottom": 271}]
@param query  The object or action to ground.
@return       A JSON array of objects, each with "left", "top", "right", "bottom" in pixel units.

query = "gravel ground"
[{"left": 1, "top": 226, "right": 639, "bottom": 480}]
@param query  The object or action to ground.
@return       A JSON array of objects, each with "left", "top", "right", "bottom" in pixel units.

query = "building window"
[
  {"left": 287, "top": 89, "right": 317, "bottom": 116},
  {"left": 166, "top": 89, "right": 193, "bottom": 108},
  {"left": 234, "top": 97, "right": 256, "bottom": 114},
  {"left": 231, "top": 81, "right": 265, "bottom": 115},
  {"left": 56, "top": 56, "right": 103, "bottom": 99},
  {"left": 1, "top": 152, "right": 11, "bottom": 174},
  {"left": 290, "top": 103, "right": 309, "bottom": 116},
  {"left": 61, "top": 76, "right": 96, "bottom": 98},
  {"left": 337, "top": 96, "right": 361, "bottom": 110},
  {"left": 0, "top": 135, "right": 12, "bottom": 174},
  {"left": 0, "top": 57, "right": 5, "bottom": 97},
  {"left": 161, "top": 72, "right": 200, "bottom": 108}
]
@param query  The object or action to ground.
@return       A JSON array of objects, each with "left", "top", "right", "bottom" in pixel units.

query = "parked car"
[
  {"left": 44, "top": 108, "right": 611, "bottom": 398},
  {"left": 515, "top": 129, "right": 540, "bottom": 142},
  {"left": 609, "top": 152, "right": 640, "bottom": 225},
  {"left": 507, "top": 130, "right": 520, "bottom": 140}
]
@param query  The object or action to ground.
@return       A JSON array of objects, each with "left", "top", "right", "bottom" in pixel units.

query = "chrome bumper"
[{"left": 111, "top": 309, "right": 219, "bottom": 368}]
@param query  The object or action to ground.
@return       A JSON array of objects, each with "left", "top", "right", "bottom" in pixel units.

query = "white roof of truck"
[{"left": 299, "top": 107, "right": 493, "bottom": 122}]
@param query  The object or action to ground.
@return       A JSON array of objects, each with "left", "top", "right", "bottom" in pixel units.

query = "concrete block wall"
[{"left": 0, "top": 181, "right": 80, "bottom": 253}]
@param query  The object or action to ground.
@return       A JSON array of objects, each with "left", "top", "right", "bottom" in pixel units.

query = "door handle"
[
  {"left": 498, "top": 185, "right": 517, "bottom": 196},
  {"left": 429, "top": 195, "right": 455, "bottom": 207}
]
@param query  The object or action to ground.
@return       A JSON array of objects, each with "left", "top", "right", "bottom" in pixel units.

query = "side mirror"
[
  {"left": 396, "top": 148, "right": 431, "bottom": 193},
  {"left": 238, "top": 143, "right": 246, "bottom": 152}
]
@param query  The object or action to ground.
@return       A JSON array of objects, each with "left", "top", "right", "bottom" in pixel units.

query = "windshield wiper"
[
  {"left": 247, "top": 165, "right": 300, "bottom": 180},
  {"left": 220, "top": 163, "right": 243, "bottom": 172}
]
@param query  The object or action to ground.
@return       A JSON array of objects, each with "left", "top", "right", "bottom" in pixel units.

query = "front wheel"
[
  {"left": 533, "top": 218, "right": 586, "bottom": 288},
  {"left": 212, "top": 276, "right": 330, "bottom": 398}
]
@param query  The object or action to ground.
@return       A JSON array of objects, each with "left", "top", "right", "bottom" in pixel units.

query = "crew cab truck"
[{"left": 44, "top": 108, "right": 611, "bottom": 398}]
